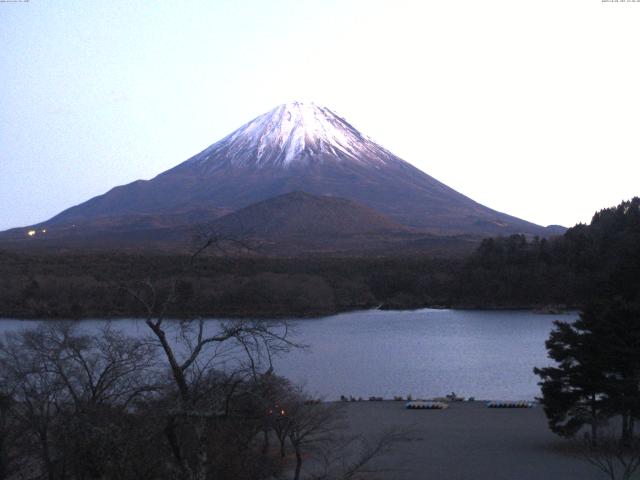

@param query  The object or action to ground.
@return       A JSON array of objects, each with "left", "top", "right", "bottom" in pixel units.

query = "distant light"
[
  {"left": 27, "top": 230, "right": 36, "bottom": 237},
  {"left": 41, "top": 229, "right": 47, "bottom": 233}
]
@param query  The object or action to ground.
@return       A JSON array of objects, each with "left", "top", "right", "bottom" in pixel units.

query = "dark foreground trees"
[
  {"left": 535, "top": 198, "right": 640, "bottom": 450},
  {"left": 535, "top": 300, "right": 640, "bottom": 446},
  {"left": 0, "top": 322, "right": 158, "bottom": 479},
  {"left": 534, "top": 307, "right": 608, "bottom": 445},
  {"left": 0, "top": 319, "right": 292, "bottom": 479},
  {"left": 578, "top": 430, "right": 640, "bottom": 480},
  {"left": 535, "top": 300, "right": 640, "bottom": 449},
  {"left": 0, "top": 321, "right": 401, "bottom": 480}
]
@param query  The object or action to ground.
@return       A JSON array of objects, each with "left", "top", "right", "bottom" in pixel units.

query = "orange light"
[{"left": 27, "top": 230, "right": 36, "bottom": 237}]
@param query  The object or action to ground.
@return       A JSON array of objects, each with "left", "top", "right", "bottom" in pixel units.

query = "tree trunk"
[
  {"left": 262, "top": 428, "right": 270, "bottom": 455},
  {"left": 39, "top": 429, "right": 55, "bottom": 480},
  {"left": 0, "top": 434, "right": 6, "bottom": 480},
  {"left": 590, "top": 394, "right": 598, "bottom": 447},
  {"left": 146, "top": 320, "right": 190, "bottom": 402},
  {"left": 165, "top": 415, "right": 188, "bottom": 476},
  {"left": 195, "top": 420, "right": 208, "bottom": 480},
  {"left": 293, "top": 444, "right": 302, "bottom": 480},
  {"left": 622, "top": 413, "right": 631, "bottom": 447}
]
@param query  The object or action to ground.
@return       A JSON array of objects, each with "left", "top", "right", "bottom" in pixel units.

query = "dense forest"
[
  {"left": 0, "top": 198, "right": 638, "bottom": 319},
  {"left": 462, "top": 197, "right": 640, "bottom": 307}
]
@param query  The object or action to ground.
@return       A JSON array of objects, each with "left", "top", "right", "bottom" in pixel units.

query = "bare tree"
[
  {"left": 578, "top": 430, "right": 640, "bottom": 480},
  {"left": 18, "top": 322, "right": 157, "bottom": 410},
  {"left": 272, "top": 387, "right": 409, "bottom": 480},
  {"left": 122, "top": 235, "right": 300, "bottom": 480},
  {"left": 124, "top": 304, "right": 298, "bottom": 478},
  {"left": 251, "top": 369, "right": 293, "bottom": 456},
  {"left": 0, "top": 391, "right": 11, "bottom": 480},
  {"left": 0, "top": 328, "right": 67, "bottom": 480},
  {"left": 309, "top": 429, "right": 410, "bottom": 480},
  {"left": 0, "top": 322, "right": 160, "bottom": 479},
  {"left": 0, "top": 388, "right": 27, "bottom": 480},
  {"left": 281, "top": 390, "right": 345, "bottom": 480}
]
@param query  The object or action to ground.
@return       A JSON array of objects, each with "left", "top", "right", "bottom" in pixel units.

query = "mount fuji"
[{"left": 3, "top": 102, "right": 563, "bottom": 251}]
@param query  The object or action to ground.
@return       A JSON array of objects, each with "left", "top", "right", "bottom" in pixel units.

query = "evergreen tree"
[
  {"left": 534, "top": 314, "right": 607, "bottom": 445},
  {"left": 587, "top": 300, "right": 640, "bottom": 446},
  {"left": 535, "top": 299, "right": 640, "bottom": 445}
]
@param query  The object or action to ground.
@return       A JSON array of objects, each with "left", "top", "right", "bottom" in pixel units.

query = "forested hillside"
[
  {"left": 459, "top": 197, "right": 640, "bottom": 307},
  {"left": 1, "top": 198, "right": 637, "bottom": 319}
]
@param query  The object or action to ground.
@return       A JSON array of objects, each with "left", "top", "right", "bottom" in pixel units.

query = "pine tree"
[
  {"left": 535, "top": 299, "right": 640, "bottom": 445},
  {"left": 534, "top": 314, "right": 607, "bottom": 445},
  {"left": 586, "top": 300, "right": 640, "bottom": 446}
]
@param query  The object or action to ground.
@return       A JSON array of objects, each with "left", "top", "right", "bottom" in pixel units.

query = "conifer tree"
[
  {"left": 534, "top": 313, "right": 607, "bottom": 445},
  {"left": 535, "top": 299, "right": 640, "bottom": 445}
]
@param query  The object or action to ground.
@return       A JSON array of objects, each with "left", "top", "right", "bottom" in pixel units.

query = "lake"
[{"left": 0, "top": 308, "right": 577, "bottom": 401}]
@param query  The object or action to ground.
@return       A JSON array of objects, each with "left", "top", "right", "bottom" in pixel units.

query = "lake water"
[{"left": 0, "top": 308, "right": 577, "bottom": 401}]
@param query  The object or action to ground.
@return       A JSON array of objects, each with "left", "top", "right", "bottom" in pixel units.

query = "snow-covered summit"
[{"left": 181, "top": 102, "right": 396, "bottom": 172}]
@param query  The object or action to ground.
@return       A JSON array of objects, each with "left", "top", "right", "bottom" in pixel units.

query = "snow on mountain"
[{"left": 181, "top": 102, "right": 397, "bottom": 172}]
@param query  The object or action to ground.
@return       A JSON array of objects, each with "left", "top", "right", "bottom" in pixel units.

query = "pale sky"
[{"left": 1, "top": 0, "right": 639, "bottom": 231}]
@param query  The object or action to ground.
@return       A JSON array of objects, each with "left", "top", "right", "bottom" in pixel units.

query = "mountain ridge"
[{"left": 3, "top": 102, "right": 564, "bottom": 248}]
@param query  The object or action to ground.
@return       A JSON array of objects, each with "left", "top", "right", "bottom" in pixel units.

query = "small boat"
[
  {"left": 486, "top": 400, "right": 534, "bottom": 408},
  {"left": 405, "top": 401, "right": 448, "bottom": 410}
]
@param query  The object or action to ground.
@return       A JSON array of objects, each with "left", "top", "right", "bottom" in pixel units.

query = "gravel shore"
[{"left": 338, "top": 401, "right": 605, "bottom": 479}]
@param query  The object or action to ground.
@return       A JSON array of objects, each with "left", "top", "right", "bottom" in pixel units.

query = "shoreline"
[{"left": 0, "top": 304, "right": 579, "bottom": 322}]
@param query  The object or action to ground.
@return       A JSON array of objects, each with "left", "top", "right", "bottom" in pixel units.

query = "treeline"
[
  {"left": 531, "top": 198, "right": 640, "bottom": 472},
  {"left": 1, "top": 197, "right": 638, "bottom": 319},
  {"left": 460, "top": 197, "right": 640, "bottom": 308},
  {"left": 0, "top": 253, "right": 461, "bottom": 319}
]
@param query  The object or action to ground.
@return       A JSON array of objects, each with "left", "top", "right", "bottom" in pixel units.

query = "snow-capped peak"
[{"left": 184, "top": 101, "right": 396, "bottom": 171}]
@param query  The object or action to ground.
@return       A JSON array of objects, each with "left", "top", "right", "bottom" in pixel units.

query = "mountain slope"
[
  {"left": 211, "top": 191, "right": 408, "bottom": 238},
  {"left": 14, "top": 102, "right": 560, "bottom": 240},
  {"left": 0, "top": 192, "right": 480, "bottom": 256}
]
